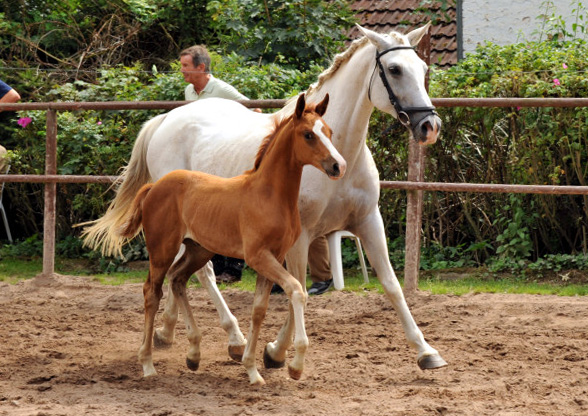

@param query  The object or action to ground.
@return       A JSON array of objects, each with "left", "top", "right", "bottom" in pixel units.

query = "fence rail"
[{"left": 1, "top": 97, "right": 588, "bottom": 289}]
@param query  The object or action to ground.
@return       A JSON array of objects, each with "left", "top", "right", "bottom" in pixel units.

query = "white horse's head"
[{"left": 357, "top": 24, "right": 441, "bottom": 145}]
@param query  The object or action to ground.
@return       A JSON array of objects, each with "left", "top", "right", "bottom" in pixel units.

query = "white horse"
[{"left": 83, "top": 24, "right": 447, "bottom": 378}]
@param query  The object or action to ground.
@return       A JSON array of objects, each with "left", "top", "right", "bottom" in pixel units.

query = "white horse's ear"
[
  {"left": 355, "top": 24, "right": 389, "bottom": 50},
  {"left": 406, "top": 22, "right": 431, "bottom": 47}
]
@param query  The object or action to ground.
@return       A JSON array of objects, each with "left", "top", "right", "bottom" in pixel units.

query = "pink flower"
[
  {"left": 97, "top": 121, "right": 102, "bottom": 125},
  {"left": 563, "top": 63, "right": 568, "bottom": 69},
  {"left": 553, "top": 78, "right": 561, "bottom": 86},
  {"left": 17, "top": 117, "right": 32, "bottom": 128}
]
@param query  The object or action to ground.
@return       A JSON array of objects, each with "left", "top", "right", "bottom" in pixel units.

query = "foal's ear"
[
  {"left": 295, "top": 93, "right": 306, "bottom": 119},
  {"left": 316, "top": 93, "right": 329, "bottom": 117}
]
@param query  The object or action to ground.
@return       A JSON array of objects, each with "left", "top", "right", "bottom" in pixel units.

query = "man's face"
[{"left": 180, "top": 55, "right": 206, "bottom": 85}]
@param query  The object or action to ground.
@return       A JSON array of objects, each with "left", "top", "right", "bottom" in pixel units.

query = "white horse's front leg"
[
  {"left": 196, "top": 261, "right": 247, "bottom": 360},
  {"left": 354, "top": 209, "right": 447, "bottom": 370}
]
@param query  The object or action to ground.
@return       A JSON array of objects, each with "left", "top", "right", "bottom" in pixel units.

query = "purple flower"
[
  {"left": 17, "top": 117, "right": 32, "bottom": 128},
  {"left": 553, "top": 78, "right": 561, "bottom": 86}
]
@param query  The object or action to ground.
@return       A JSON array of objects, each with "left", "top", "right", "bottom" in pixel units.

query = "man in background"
[{"left": 0, "top": 79, "right": 21, "bottom": 172}]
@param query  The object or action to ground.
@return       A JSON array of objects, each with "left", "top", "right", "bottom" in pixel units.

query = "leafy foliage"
[
  {"left": 2, "top": 55, "right": 320, "bottom": 246},
  {"left": 207, "top": 0, "right": 355, "bottom": 69},
  {"left": 423, "top": 37, "right": 588, "bottom": 268},
  {"left": 2, "top": 0, "right": 588, "bottom": 276},
  {"left": 0, "top": 0, "right": 210, "bottom": 76}
]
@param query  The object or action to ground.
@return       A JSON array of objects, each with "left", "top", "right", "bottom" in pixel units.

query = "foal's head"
[{"left": 291, "top": 93, "right": 346, "bottom": 179}]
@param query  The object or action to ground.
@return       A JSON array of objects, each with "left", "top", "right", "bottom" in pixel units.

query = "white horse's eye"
[{"left": 388, "top": 65, "right": 402, "bottom": 76}]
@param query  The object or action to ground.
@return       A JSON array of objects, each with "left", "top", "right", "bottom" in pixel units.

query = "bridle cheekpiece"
[{"left": 370, "top": 45, "right": 437, "bottom": 128}]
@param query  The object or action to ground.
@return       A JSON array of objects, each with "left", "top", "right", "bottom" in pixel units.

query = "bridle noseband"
[{"left": 369, "top": 45, "right": 437, "bottom": 128}]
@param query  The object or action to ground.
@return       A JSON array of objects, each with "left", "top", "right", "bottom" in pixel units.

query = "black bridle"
[{"left": 369, "top": 45, "right": 437, "bottom": 128}]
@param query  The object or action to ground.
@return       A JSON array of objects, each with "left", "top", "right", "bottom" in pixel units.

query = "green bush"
[
  {"left": 2, "top": 57, "right": 320, "bottom": 245},
  {"left": 3, "top": 9, "right": 588, "bottom": 273},
  {"left": 423, "top": 38, "right": 588, "bottom": 267}
]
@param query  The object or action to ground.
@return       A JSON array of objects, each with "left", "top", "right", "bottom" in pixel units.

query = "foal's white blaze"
[{"left": 313, "top": 120, "right": 347, "bottom": 178}]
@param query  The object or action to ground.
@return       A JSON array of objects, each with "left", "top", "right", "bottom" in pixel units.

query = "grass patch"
[
  {"left": 418, "top": 275, "right": 588, "bottom": 296},
  {"left": 1, "top": 257, "right": 587, "bottom": 297}
]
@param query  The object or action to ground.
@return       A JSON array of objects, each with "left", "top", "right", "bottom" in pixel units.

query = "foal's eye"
[
  {"left": 388, "top": 65, "right": 401, "bottom": 76},
  {"left": 304, "top": 131, "right": 314, "bottom": 141}
]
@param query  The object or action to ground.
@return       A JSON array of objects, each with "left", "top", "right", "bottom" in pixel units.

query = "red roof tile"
[{"left": 348, "top": 0, "right": 458, "bottom": 68}]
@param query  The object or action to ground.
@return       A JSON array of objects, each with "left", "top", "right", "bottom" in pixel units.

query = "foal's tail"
[
  {"left": 80, "top": 113, "right": 167, "bottom": 258},
  {"left": 118, "top": 183, "right": 154, "bottom": 239}
]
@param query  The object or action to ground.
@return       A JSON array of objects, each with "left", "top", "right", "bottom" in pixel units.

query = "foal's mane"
[{"left": 249, "top": 102, "right": 319, "bottom": 173}]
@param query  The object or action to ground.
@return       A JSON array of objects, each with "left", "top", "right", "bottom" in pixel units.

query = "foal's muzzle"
[{"left": 322, "top": 157, "right": 347, "bottom": 180}]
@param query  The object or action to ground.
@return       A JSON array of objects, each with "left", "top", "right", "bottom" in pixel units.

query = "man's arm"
[{"left": 0, "top": 88, "right": 21, "bottom": 106}]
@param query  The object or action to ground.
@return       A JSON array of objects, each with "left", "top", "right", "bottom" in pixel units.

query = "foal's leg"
[
  {"left": 241, "top": 276, "right": 273, "bottom": 385},
  {"left": 263, "top": 238, "right": 309, "bottom": 368},
  {"left": 139, "top": 262, "right": 173, "bottom": 377},
  {"left": 153, "top": 245, "right": 185, "bottom": 348},
  {"left": 247, "top": 252, "right": 309, "bottom": 384},
  {"left": 155, "top": 249, "right": 246, "bottom": 360},
  {"left": 167, "top": 240, "right": 215, "bottom": 371},
  {"left": 354, "top": 208, "right": 447, "bottom": 369}
]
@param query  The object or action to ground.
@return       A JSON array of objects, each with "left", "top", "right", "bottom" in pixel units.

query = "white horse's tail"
[{"left": 80, "top": 113, "right": 167, "bottom": 258}]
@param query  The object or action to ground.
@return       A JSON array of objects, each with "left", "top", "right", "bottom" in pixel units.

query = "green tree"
[
  {"left": 207, "top": 0, "right": 355, "bottom": 69},
  {"left": 0, "top": 0, "right": 210, "bottom": 77}
]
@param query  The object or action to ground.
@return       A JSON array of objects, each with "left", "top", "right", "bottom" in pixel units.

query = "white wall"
[{"left": 462, "top": 0, "right": 579, "bottom": 54}]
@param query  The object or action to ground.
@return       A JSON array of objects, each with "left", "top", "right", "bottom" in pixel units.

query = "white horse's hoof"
[{"left": 417, "top": 353, "right": 448, "bottom": 370}]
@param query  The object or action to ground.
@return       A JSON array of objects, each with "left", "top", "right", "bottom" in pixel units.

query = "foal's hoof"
[
  {"left": 263, "top": 345, "right": 285, "bottom": 369},
  {"left": 417, "top": 353, "right": 448, "bottom": 370},
  {"left": 288, "top": 365, "right": 302, "bottom": 380},
  {"left": 186, "top": 357, "right": 200, "bottom": 371},
  {"left": 153, "top": 331, "right": 173, "bottom": 350},
  {"left": 228, "top": 344, "right": 246, "bottom": 362}
]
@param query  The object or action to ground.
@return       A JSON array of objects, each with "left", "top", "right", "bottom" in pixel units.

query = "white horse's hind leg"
[
  {"left": 196, "top": 261, "right": 247, "bottom": 361},
  {"left": 354, "top": 209, "right": 447, "bottom": 370}
]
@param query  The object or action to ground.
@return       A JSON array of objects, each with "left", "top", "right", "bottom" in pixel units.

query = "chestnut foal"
[{"left": 120, "top": 93, "right": 346, "bottom": 385}]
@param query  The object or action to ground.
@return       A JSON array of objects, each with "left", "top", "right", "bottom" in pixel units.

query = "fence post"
[
  {"left": 403, "top": 30, "right": 431, "bottom": 292},
  {"left": 42, "top": 109, "right": 57, "bottom": 277},
  {"left": 403, "top": 144, "right": 425, "bottom": 292}
]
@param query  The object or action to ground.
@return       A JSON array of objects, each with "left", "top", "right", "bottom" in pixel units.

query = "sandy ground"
[{"left": 1, "top": 273, "right": 587, "bottom": 416}]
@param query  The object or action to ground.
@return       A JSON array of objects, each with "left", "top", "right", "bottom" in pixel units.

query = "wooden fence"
[{"left": 2, "top": 98, "right": 588, "bottom": 291}]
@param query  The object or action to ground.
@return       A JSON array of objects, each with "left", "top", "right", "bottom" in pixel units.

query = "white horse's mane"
[
  {"left": 306, "top": 36, "right": 370, "bottom": 97},
  {"left": 275, "top": 30, "right": 406, "bottom": 122}
]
